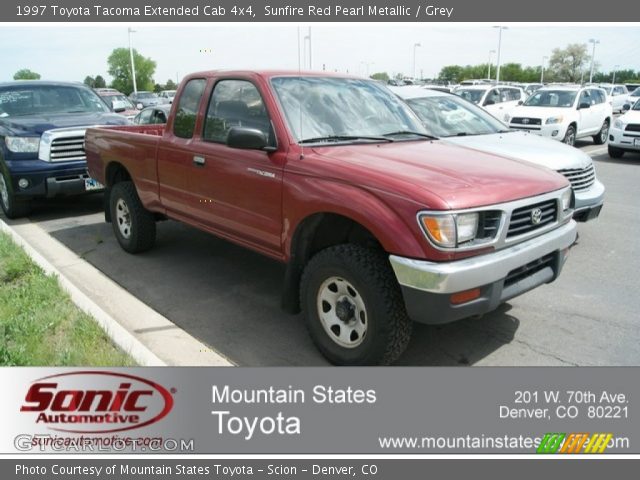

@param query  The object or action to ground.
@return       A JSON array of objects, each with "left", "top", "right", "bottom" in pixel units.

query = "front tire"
[
  {"left": 593, "top": 119, "right": 609, "bottom": 145},
  {"left": 300, "top": 244, "right": 412, "bottom": 365},
  {"left": 0, "top": 171, "right": 31, "bottom": 219},
  {"left": 109, "top": 181, "right": 156, "bottom": 253},
  {"left": 608, "top": 145, "right": 625, "bottom": 158},
  {"left": 563, "top": 125, "right": 576, "bottom": 146}
]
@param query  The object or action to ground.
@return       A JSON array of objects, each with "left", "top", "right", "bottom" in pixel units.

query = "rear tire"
[
  {"left": 608, "top": 145, "right": 625, "bottom": 158},
  {"left": 0, "top": 171, "right": 32, "bottom": 219},
  {"left": 300, "top": 244, "right": 412, "bottom": 365},
  {"left": 563, "top": 125, "right": 576, "bottom": 146},
  {"left": 592, "top": 119, "right": 609, "bottom": 145},
  {"left": 109, "top": 181, "right": 156, "bottom": 253}
]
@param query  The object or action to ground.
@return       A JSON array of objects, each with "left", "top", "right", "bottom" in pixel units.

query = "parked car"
[
  {"left": 608, "top": 99, "right": 640, "bottom": 158},
  {"left": 392, "top": 86, "right": 604, "bottom": 222},
  {"left": 598, "top": 84, "right": 630, "bottom": 113},
  {"left": 521, "top": 83, "right": 544, "bottom": 96},
  {"left": 133, "top": 105, "right": 171, "bottom": 125},
  {"left": 623, "top": 87, "right": 640, "bottom": 110},
  {"left": 158, "top": 90, "right": 177, "bottom": 104},
  {"left": 129, "top": 91, "right": 162, "bottom": 109},
  {"left": 0, "top": 81, "right": 128, "bottom": 218},
  {"left": 96, "top": 90, "right": 138, "bottom": 120},
  {"left": 506, "top": 85, "right": 612, "bottom": 147},
  {"left": 454, "top": 84, "right": 526, "bottom": 121},
  {"left": 86, "top": 71, "right": 576, "bottom": 365}
]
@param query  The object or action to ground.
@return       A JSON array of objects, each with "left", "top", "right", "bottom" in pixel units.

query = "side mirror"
[
  {"left": 578, "top": 102, "right": 591, "bottom": 110},
  {"left": 484, "top": 99, "right": 496, "bottom": 106},
  {"left": 136, "top": 103, "right": 144, "bottom": 110},
  {"left": 111, "top": 100, "right": 127, "bottom": 113},
  {"left": 226, "top": 127, "right": 273, "bottom": 151},
  {"left": 518, "top": 100, "right": 523, "bottom": 105},
  {"left": 623, "top": 103, "right": 631, "bottom": 112}
]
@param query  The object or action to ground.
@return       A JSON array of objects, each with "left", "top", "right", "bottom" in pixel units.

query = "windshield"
[
  {"left": 0, "top": 85, "right": 110, "bottom": 117},
  {"left": 406, "top": 95, "right": 506, "bottom": 137},
  {"left": 600, "top": 86, "right": 612, "bottom": 95},
  {"left": 455, "top": 89, "right": 485, "bottom": 105},
  {"left": 271, "top": 76, "right": 428, "bottom": 143},
  {"left": 631, "top": 89, "right": 640, "bottom": 97},
  {"left": 163, "top": 91, "right": 176, "bottom": 96},
  {"left": 107, "top": 94, "right": 134, "bottom": 109},
  {"left": 137, "top": 92, "right": 157, "bottom": 99},
  {"left": 524, "top": 90, "right": 577, "bottom": 108},
  {"left": 633, "top": 99, "right": 640, "bottom": 111}
]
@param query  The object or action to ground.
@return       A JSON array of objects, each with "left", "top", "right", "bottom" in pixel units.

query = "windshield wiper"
[
  {"left": 383, "top": 130, "right": 439, "bottom": 140},
  {"left": 299, "top": 135, "right": 393, "bottom": 144}
]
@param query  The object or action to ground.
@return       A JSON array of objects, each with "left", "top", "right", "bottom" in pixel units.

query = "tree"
[
  {"left": 548, "top": 43, "right": 590, "bottom": 83},
  {"left": 153, "top": 83, "right": 163, "bottom": 93},
  {"left": 163, "top": 79, "right": 177, "bottom": 90},
  {"left": 370, "top": 72, "right": 389, "bottom": 82},
  {"left": 83, "top": 76, "right": 95, "bottom": 88},
  {"left": 94, "top": 75, "right": 107, "bottom": 88},
  {"left": 107, "top": 47, "right": 156, "bottom": 95},
  {"left": 13, "top": 69, "right": 41, "bottom": 80},
  {"left": 438, "top": 65, "right": 465, "bottom": 82}
]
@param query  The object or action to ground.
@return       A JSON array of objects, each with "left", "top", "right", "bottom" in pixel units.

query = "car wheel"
[
  {"left": 300, "top": 244, "right": 412, "bottom": 366},
  {"left": 593, "top": 119, "right": 609, "bottom": 145},
  {"left": 0, "top": 171, "right": 32, "bottom": 219},
  {"left": 109, "top": 181, "right": 156, "bottom": 253},
  {"left": 563, "top": 125, "right": 576, "bottom": 146},
  {"left": 608, "top": 145, "right": 625, "bottom": 158}
]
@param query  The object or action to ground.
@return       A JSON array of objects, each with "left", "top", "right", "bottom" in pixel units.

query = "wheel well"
[{"left": 282, "top": 213, "right": 383, "bottom": 314}]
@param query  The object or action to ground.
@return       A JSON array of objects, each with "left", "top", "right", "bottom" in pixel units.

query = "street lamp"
[
  {"left": 493, "top": 26, "right": 508, "bottom": 83},
  {"left": 612, "top": 64, "right": 620, "bottom": 84},
  {"left": 487, "top": 50, "right": 496, "bottom": 80},
  {"left": 128, "top": 28, "right": 137, "bottom": 95},
  {"left": 413, "top": 43, "right": 421, "bottom": 79},
  {"left": 588, "top": 38, "right": 600, "bottom": 84},
  {"left": 541, "top": 56, "right": 549, "bottom": 83}
]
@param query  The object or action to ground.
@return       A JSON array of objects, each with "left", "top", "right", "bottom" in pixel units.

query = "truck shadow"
[{"left": 42, "top": 217, "right": 519, "bottom": 366}]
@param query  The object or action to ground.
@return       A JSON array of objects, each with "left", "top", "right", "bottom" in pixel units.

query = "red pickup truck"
[{"left": 85, "top": 71, "right": 577, "bottom": 365}]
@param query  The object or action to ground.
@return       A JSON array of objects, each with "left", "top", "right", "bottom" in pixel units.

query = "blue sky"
[{"left": 0, "top": 25, "right": 638, "bottom": 83}]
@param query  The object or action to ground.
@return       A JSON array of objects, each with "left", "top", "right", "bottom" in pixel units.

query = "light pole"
[
  {"left": 493, "top": 26, "right": 508, "bottom": 83},
  {"left": 588, "top": 38, "right": 600, "bottom": 84},
  {"left": 612, "top": 64, "right": 620, "bottom": 84},
  {"left": 487, "top": 50, "right": 495, "bottom": 80},
  {"left": 304, "top": 27, "right": 312, "bottom": 70},
  {"left": 128, "top": 28, "right": 137, "bottom": 95},
  {"left": 413, "top": 43, "right": 421, "bottom": 79},
  {"left": 541, "top": 56, "right": 548, "bottom": 83}
]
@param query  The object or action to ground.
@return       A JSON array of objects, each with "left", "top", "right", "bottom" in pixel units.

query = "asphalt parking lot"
[{"left": 3, "top": 142, "right": 640, "bottom": 366}]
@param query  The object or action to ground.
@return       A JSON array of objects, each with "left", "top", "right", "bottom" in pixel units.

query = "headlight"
[
  {"left": 419, "top": 212, "right": 479, "bottom": 248},
  {"left": 561, "top": 188, "right": 573, "bottom": 212},
  {"left": 4, "top": 136, "right": 40, "bottom": 153},
  {"left": 545, "top": 116, "right": 563, "bottom": 125},
  {"left": 614, "top": 119, "right": 624, "bottom": 129}
]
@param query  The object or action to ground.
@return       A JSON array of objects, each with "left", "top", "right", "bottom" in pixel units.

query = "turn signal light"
[{"left": 450, "top": 288, "right": 481, "bottom": 305}]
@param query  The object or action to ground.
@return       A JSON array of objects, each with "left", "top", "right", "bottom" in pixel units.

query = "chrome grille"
[
  {"left": 626, "top": 124, "right": 640, "bottom": 132},
  {"left": 558, "top": 164, "right": 595, "bottom": 192},
  {"left": 507, "top": 200, "right": 557, "bottom": 238},
  {"left": 50, "top": 136, "right": 86, "bottom": 162},
  {"left": 510, "top": 117, "right": 542, "bottom": 125}
]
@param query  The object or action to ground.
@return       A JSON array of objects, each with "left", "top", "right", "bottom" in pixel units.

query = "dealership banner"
[
  {"left": 0, "top": 367, "right": 637, "bottom": 455},
  {"left": 1, "top": 0, "right": 639, "bottom": 22}
]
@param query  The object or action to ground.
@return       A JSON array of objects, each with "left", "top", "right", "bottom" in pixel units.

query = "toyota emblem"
[
  {"left": 522, "top": 118, "right": 530, "bottom": 124},
  {"left": 531, "top": 208, "right": 543, "bottom": 225}
]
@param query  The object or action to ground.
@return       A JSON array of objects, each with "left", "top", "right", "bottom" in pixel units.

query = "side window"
[
  {"left": 173, "top": 79, "right": 206, "bottom": 139},
  {"left": 135, "top": 109, "right": 152, "bottom": 125},
  {"left": 203, "top": 79, "right": 272, "bottom": 144},
  {"left": 579, "top": 90, "right": 591, "bottom": 106},
  {"left": 590, "top": 89, "right": 604, "bottom": 104}
]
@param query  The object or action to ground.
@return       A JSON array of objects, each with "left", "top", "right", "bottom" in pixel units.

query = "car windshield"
[
  {"left": 455, "top": 89, "right": 486, "bottom": 105},
  {"left": 271, "top": 76, "right": 428, "bottom": 143},
  {"left": 406, "top": 95, "right": 506, "bottom": 137},
  {"left": 631, "top": 89, "right": 640, "bottom": 97},
  {"left": 524, "top": 90, "right": 577, "bottom": 108},
  {"left": 0, "top": 85, "right": 110, "bottom": 117},
  {"left": 163, "top": 91, "right": 176, "bottom": 96},
  {"left": 633, "top": 99, "right": 640, "bottom": 111},
  {"left": 108, "top": 94, "right": 134, "bottom": 109},
  {"left": 137, "top": 92, "right": 157, "bottom": 99}
]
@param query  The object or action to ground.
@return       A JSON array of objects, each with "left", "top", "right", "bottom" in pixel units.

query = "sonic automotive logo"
[{"left": 20, "top": 371, "right": 174, "bottom": 434}]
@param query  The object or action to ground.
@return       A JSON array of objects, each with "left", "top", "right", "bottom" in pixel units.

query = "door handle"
[{"left": 193, "top": 156, "right": 206, "bottom": 167}]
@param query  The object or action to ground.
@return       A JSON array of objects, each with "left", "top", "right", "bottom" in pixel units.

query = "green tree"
[
  {"left": 438, "top": 65, "right": 465, "bottom": 82},
  {"left": 163, "top": 79, "right": 178, "bottom": 90},
  {"left": 13, "top": 69, "right": 41, "bottom": 80},
  {"left": 94, "top": 75, "right": 107, "bottom": 88},
  {"left": 370, "top": 72, "right": 389, "bottom": 82},
  {"left": 83, "top": 76, "right": 95, "bottom": 88},
  {"left": 548, "top": 43, "right": 590, "bottom": 83},
  {"left": 107, "top": 47, "right": 156, "bottom": 95}
]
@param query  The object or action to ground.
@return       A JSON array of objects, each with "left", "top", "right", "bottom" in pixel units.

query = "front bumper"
[
  {"left": 389, "top": 220, "right": 577, "bottom": 325},
  {"left": 573, "top": 179, "right": 605, "bottom": 222},
  {"left": 509, "top": 122, "right": 568, "bottom": 141},
  {"left": 609, "top": 126, "right": 640, "bottom": 151}
]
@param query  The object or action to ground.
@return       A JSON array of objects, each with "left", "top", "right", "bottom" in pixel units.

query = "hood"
[
  {"left": 305, "top": 140, "right": 568, "bottom": 210},
  {"left": 619, "top": 110, "right": 640, "bottom": 123},
  {"left": 509, "top": 105, "right": 572, "bottom": 121},
  {"left": 444, "top": 131, "right": 593, "bottom": 171},
  {"left": 0, "top": 112, "right": 128, "bottom": 135}
]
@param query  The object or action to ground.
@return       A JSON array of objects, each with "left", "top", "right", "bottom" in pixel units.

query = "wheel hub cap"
[
  {"left": 317, "top": 277, "right": 367, "bottom": 349},
  {"left": 0, "top": 176, "right": 9, "bottom": 209},
  {"left": 116, "top": 198, "right": 132, "bottom": 239}
]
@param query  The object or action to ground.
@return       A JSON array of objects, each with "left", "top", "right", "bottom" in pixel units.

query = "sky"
[{"left": 0, "top": 25, "right": 638, "bottom": 84}]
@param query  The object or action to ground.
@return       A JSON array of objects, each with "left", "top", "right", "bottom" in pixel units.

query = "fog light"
[
  {"left": 450, "top": 288, "right": 481, "bottom": 305},
  {"left": 609, "top": 135, "right": 614, "bottom": 141},
  {"left": 18, "top": 178, "right": 29, "bottom": 189},
  {"left": 552, "top": 130, "right": 559, "bottom": 137}
]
